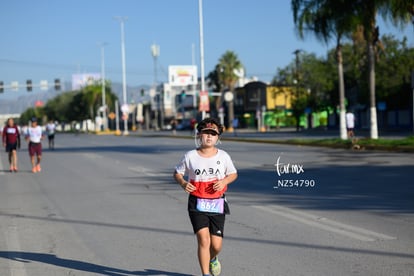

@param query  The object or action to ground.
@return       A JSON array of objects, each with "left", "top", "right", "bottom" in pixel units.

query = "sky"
[{"left": 0, "top": 0, "right": 413, "bottom": 99}]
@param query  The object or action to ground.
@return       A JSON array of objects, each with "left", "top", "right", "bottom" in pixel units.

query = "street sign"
[
  {"left": 199, "top": 90, "right": 210, "bottom": 112},
  {"left": 11, "top": 81, "right": 19, "bottom": 91},
  {"left": 40, "top": 80, "right": 48, "bottom": 90},
  {"left": 224, "top": 91, "right": 234, "bottom": 102}
]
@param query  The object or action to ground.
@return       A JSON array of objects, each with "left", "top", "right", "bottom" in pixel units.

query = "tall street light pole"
[
  {"left": 198, "top": 0, "right": 206, "bottom": 119},
  {"left": 151, "top": 43, "right": 160, "bottom": 129},
  {"left": 98, "top": 42, "right": 108, "bottom": 131},
  {"left": 114, "top": 16, "right": 129, "bottom": 135}
]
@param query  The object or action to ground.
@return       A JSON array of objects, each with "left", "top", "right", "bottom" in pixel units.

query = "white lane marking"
[
  {"left": 5, "top": 225, "right": 28, "bottom": 276},
  {"left": 253, "top": 205, "right": 396, "bottom": 242}
]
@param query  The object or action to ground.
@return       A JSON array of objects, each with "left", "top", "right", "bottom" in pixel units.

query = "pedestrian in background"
[
  {"left": 46, "top": 120, "right": 56, "bottom": 150},
  {"left": 2, "top": 118, "right": 20, "bottom": 172},
  {"left": 26, "top": 117, "right": 44, "bottom": 173},
  {"left": 346, "top": 110, "right": 356, "bottom": 139},
  {"left": 232, "top": 117, "right": 239, "bottom": 137},
  {"left": 170, "top": 118, "right": 177, "bottom": 135},
  {"left": 174, "top": 117, "right": 238, "bottom": 276}
]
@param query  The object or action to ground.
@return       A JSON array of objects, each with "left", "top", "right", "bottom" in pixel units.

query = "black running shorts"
[
  {"left": 189, "top": 211, "right": 225, "bottom": 237},
  {"left": 6, "top": 143, "right": 17, "bottom": 152}
]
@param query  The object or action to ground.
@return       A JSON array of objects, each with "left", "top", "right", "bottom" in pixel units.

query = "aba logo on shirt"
[{"left": 194, "top": 167, "right": 221, "bottom": 176}]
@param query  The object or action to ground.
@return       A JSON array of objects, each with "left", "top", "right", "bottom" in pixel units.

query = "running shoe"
[
  {"left": 32, "top": 167, "right": 37, "bottom": 173},
  {"left": 36, "top": 164, "right": 41, "bottom": 172},
  {"left": 13, "top": 167, "right": 18, "bottom": 172},
  {"left": 209, "top": 257, "right": 221, "bottom": 276},
  {"left": 10, "top": 166, "right": 13, "bottom": 172}
]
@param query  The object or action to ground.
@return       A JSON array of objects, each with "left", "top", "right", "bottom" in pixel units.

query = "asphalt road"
[{"left": 0, "top": 133, "right": 413, "bottom": 276}]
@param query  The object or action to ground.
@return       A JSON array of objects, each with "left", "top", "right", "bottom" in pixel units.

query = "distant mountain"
[{"left": 0, "top": 82, "right": 151, "bottom": 114}]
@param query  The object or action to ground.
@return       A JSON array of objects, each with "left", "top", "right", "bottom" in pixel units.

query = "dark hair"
[{"left": 196, "top": 118, "right": 223, "bottom": 135}]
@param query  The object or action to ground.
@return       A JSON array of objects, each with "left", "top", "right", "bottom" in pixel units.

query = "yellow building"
[
  {"left": 233, "top": 81, "right": 294, "bottom": 128},
  {"left": 266, "top": 86, "right": 293, "bottom": 110},
  {"left": 234, "top": 81, "right": 293, "bottom": 112}
]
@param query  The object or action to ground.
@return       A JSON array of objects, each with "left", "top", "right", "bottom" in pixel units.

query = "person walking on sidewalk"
[
  {"left": 2, "top": 118, "right": 21, "bottom": 172},
  {"left": 25, "top": 117, "right": 44, "bottom": 173},
  {"left": 346, "top": 110, "right": 356, "bottom": 139},
  {"left": 174, "top": 118, "right": 238, "bottom": 276}
]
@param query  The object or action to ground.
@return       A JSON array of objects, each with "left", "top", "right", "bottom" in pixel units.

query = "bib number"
[{"left": 196, "top": 198, "right": 224, "bottom": 214}]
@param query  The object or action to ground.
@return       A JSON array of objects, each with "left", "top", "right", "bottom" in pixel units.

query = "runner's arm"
[
  {"left": 174, "top": 171, "right": 196, "bottom": 193},
  {"left": 213, "top": 172, "right": 238, "bottom": 192}
]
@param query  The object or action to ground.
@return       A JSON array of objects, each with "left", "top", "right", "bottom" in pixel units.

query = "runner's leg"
[
  {"left": 210, "top": 235, "right": 222, "bottom": 261},
  {"left": 196, "top": 227, "right": 212, "bottom": 275},
  {"left": 12, "top": 149, "right": 17, "bottom": 170},
  {"left": 8, "top": 150, "right": 13, "bottom": 170}
]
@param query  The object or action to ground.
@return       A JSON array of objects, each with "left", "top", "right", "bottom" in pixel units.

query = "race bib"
[{"left": 196, "top": 198, "right": 224, "bottom": 214}]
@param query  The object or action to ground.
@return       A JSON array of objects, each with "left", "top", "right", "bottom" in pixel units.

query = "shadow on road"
[
  {"left": 0, "top": 251, "right": 193, "bottom": 276},
  {"left": 0, "top": 212, "right": 413, "bottom": 260},
  {"left": 230, "top": 163, "right": 414, "bottom": 213}
]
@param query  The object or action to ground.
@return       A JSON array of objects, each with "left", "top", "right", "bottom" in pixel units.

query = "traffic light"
[
  {"left": 26, "top": 80, "right": 32, "bottom": 92},
  {"left": 54, "top": 79, "right": 61, "bottom": 90},
  {"left": 0, "top": 81, "right": 3, "bottom": 93}
]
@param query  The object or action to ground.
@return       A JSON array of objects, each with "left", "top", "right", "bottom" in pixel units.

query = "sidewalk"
[{"left": 92, "top": 127, "right": 414, "bottom": 152}]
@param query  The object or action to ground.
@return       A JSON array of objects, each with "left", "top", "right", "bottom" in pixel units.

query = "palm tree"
[
  {"left": 292, "top": 0, "right": 358, "bottom": 139},
  {"left": 217, "top": 50, "right": 243, "bottom": 131},
  {"left": 293, "top": 0, "right": 413, "bottom": 139},
  {"left": 82, "top": 85, "right": 102, "bottom": 120},
  {"left": 356, "top": 0, "right": 413, "bottom": 139},
  {"left": 207, "top": 64, "right": 224, "bottom": 112}
]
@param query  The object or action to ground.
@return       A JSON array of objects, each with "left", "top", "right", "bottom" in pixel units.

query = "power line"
[{"left": 0, "top": 58, "right": 153, "bottom": 77}]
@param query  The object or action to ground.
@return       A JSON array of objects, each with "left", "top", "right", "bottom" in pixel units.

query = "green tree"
[
  {"left": 375, "top": 35, "right": 414, "bottom": 109},
  {"left": 292, "top": 0, "right": 413, "bottom": 138},
  {"left": 21, "top": 81, "right": 118, "bottom": 130},
  {"left": 71, "top": 81, "right": 117, "bottom": 122},
  {"left": 300, "top": 53, "right": 336, "bottom": 112},
  {"left": 20, "top": 107, "right": 44, "bottom": 126},
  {"left": 217, "top": 50, "right": 244, "bottom": 130},
  {"left": 206, "top": 64, "right": 224, "bottom": 112},
  {"left": 43, "top": 91, "right": 78, "bottom": 123},
  {"left": 292, "top": 0, "right": 359, "bottom": 138},
  {"left": 355, "top": 0, "right": 413, "bottom": 138},
  {"left": 272, "top": 52, "right": 335, "bottom": 129}
]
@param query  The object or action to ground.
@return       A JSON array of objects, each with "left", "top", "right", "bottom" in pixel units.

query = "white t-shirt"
[
  {"left": 27, "top": 126, "right": 43, "bottom": 143},
  {"left": 46, "top": 123, "right": 56, "bottom": 135},
  {"left": 175, "top": 149, "right": 237, "bottom": 198},
  {"left": 346, "top": 112, "right": 355, "bottom": 129}
]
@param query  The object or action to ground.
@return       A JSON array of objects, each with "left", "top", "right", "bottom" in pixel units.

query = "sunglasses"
[{"left": 201, "top": 130, "right": 218, "bottom": 136}]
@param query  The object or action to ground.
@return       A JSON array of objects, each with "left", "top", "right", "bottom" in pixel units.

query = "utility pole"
[
  {"left": 151, "top": 43, "right": 160, "bottom": 130},
  {"left": 98, "top": 42, "right": 108, "bottom": 131},
  {"left": 198, "top": 0, "right": 206, "bottom": 119},
  {"left": 114, "top": 16, "right": 129, "bottom": 135}
]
